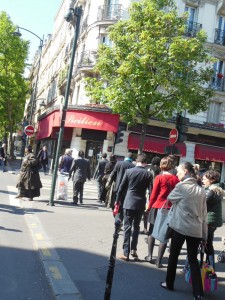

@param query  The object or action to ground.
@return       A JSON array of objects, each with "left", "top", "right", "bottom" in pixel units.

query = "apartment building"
[{"left": 27, "top": 0, "right": 225, "bottom": 180}]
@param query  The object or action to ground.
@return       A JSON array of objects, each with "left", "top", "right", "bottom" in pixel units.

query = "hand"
[
  {"left": 68, "top": 176, "right": 71, "bottom": 181},
  {"left": 145, "top": 208, "right": 150, "bottom": 213}
]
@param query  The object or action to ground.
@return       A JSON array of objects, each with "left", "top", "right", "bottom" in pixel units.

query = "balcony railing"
[
  {"left": 209, "top": 74, "right": 225, "bottom": 92},
  {"left": 184, "top": 21, "right": 202, "bottom": 37},
  {"left": 214, "top": 28, "right": 225, "bottom": 46},
  {"left": 78, "top": 50, "right": 97, "bottom": 68},
  {"left": 97, "top": 4, "right": 123, "bottom": 21}
]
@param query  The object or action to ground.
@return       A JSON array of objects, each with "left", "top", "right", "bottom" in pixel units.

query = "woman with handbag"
[
  {"left": 145, "top": 156, "right": 179, "bottom": 267},
  {"left": 160, "top": 162, "right": 208, "bottom": 300},
  {"left": 202, "top": 169, "right": 223, "bottom": 270}
]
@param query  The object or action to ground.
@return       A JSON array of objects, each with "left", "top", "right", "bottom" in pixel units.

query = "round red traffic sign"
[
  {"left": 169, "top": 128, "right": 178, "bottom": 145},
  {"left": 24, "top": 125, "right": 35, "bottom": 137}
]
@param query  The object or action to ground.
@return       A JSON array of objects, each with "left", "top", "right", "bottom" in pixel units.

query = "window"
[
  {"left": 207, "top": 102, "right": 222, "bottom": 123},
  {"left": 211, "top": 60, "right": 225, "bottom": 91},
  {"left": 101, "top": 35, "right": 112, "bottom": 47},
  {"left": 184, "top": 6, "right": 199, "bottom": 37}
]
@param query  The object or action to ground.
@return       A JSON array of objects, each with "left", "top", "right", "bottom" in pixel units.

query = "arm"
[
  {"left": 87, "top": 160, "right": 91, "bottom": 180},
  {"left": 147, "top": 176, "right": 161, "bottom": 210},
  {"left": 167, "top": 182, "right": 182, "bottom": 204},
  {"left": 69, "top": 159, "right": 75, "bottom": 179},
  {"left": 110, "top": 162, "right": 119, "bottom": 181},
  {"left": 93, "top": 163, "right": 99, "bottom": 179},
  {"left": 205, "top": 189, "right": 216, "bottom": 206},
  {"left": 202, "top": 193, "right": 208, "bottom": 241},
  {"left": 115, "top": 171, "right": 128, "bottom": 204}
]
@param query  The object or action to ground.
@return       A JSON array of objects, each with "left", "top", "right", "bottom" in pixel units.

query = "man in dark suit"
[
  {"left": 115, "top": 153, "right": 153, "bottom": 261},
  {"left": 110, "top": 152, "right": 135, "bottom": 221},
  {"left": 0, "top": 143, "right": 7, "bottom": 172},
  {"left": 69, "top": 150, "right": 91, "bottom": 205},
  {"left": 93, "top": 153, "right": 108, "bottom": 202}
]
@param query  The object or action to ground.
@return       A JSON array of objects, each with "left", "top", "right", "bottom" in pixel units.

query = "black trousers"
[
  {"left": 73, "top": 181, "right": 84, "bottom": 203},
  {"left": 166, "top": 230, "right": 203, "bottom": 297},
  {"left": 206, "top": 226, "right": 216, "bottom": 257}
]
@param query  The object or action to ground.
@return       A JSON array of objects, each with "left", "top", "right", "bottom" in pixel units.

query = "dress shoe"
[
  {"left": 28, "top": 198, "right": 33, "bottom": 201},
  {"left": 118, "top": 254, "right": 129, "bottom": 261},
  {"left": 131, "top": 250, "right": 138, "bottom": 258},
  {"left": 15, "top": 194, "right": 22, "bottom": 199}
]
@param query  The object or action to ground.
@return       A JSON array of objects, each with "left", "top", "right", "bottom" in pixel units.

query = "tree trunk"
[{"left": 138, "top": 123, "right": 147, "bottom": 154}]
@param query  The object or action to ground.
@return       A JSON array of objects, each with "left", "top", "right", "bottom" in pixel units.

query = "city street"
[{"left": 0, "top": 160, "right": 224, "bottom": 300}]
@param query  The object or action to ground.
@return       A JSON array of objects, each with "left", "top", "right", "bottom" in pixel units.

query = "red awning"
[
  {"left": 128, "top": 133, "right": 186, "bottom": 156},
  {"left": 36, "top": 109, "right": 120, "bottom": 140},
  {"left": 195, "top": 144, "right": 225, "bottom": 163}
]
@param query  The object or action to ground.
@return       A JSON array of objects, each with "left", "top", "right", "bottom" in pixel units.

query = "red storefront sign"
[{"left": 36, "top": 109, "right": 120, "bottom": 140}]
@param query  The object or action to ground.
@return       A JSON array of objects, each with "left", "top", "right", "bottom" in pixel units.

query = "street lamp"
[
  {"left": 13, "top": 26, "right": 44, "bottom": 144},
  {"left": 49, "top": 6, "right": 83, "bottom": 206}
]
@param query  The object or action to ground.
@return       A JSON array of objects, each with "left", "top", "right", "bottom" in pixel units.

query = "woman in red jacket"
[{"left": 145, "top": 156, "right": 179, "bottom": 267}]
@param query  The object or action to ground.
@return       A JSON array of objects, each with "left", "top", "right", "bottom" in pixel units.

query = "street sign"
[
  {"left": 169, "top": 128, "right": 178, "bottom": 145},
  {"left": 24, "top": 125, "right": 35, "bottom": 136}
]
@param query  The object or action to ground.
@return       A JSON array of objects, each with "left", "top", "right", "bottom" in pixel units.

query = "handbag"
[{"left": 152, "top": 201, "right": 172, "bottom": 243}]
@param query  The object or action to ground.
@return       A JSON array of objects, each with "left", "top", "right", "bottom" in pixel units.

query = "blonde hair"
[{"left": 160, "top": 156, "right": 173, "bottom": 171}]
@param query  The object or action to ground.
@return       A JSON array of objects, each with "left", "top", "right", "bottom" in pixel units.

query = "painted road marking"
[
  {"left": 41, "top": 247, "right": 52, "bottom": 257},
  {"left": 49, "top": 266, "right": 62, "bottom": 280},
  {"left": 35, "top": 233, "right": 44, "bottom": 240}
]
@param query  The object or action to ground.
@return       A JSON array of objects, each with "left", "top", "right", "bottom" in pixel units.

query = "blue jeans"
[{"left": 123, "top": 209, "right": 143, "bottom": 257}]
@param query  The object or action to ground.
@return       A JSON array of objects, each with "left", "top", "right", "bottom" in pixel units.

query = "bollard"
[{"left": 104, "top": 219, "right": 121, "bottom": 300}]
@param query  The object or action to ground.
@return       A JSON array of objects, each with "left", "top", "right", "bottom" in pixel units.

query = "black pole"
[
  {"left": 49, "top": 6, "right": 82, "bottom": 206},
  {"left": 104, "top": 219, "right": 121, "bottom": 300}
]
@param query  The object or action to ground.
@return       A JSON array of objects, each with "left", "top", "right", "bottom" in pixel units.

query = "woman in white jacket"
[{"left": 160, "top": 162, "right": 208, "bottom": 300}]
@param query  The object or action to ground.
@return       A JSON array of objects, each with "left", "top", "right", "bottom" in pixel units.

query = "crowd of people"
[
  {"left": 12, "top": 144, "right": 223, "bottom": 299},
  {"left": 95, "top": 152, "right": 223, "bottom": 300}
]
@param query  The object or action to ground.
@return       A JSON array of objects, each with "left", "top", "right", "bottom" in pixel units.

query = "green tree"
[
  {"left": 0, "top": 11, "right": 29, "bottom": 158},
  {"left": 85, "top": 0, "right": 214, "bottom": 152}
]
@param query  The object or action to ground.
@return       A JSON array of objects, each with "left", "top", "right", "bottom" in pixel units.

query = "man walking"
[
  {"left": 93, "top": 153, "right": 108, "bottom": 202},
  {"left": 69, "top": 150, "right": 91, "bottom": 205},
  {"left": 58, "top": 149, "right": 73, "bottom": 173},
  {"left": 116, "top": 153, "right": 153, "bottom": 261},
  {"left": 37, "top": 145, "right": 48, "bottom": 175},
  {"left": 0, "top": 143, "right": 7, "bottom": 172},
  {"left": 110, "top": 152, "right": 135, "bottom": 221}
]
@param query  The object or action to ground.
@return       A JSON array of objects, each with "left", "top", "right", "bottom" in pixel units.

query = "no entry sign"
[
  {"left": 169, "top": 128, "right": 178, "bottom": 145},
  {"left": 24, "top": 125, "right": 35, "bottom": 137}
]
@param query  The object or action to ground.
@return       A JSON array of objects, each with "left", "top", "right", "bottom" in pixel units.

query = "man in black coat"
[
  {"left": 69, "top": 150, "right": 91, "bottom": 205},
  {"left": 0, "top": 143, "right": 7, "bottom": 172},
  {"left": 110, "top": 152, "right": 135, "bottom": 221},
  {"left": 93, "top": 153, "right": 108, "bottom": 202},
  {"left": 115, "top": 153, "right": 153, "bottom": 261}
]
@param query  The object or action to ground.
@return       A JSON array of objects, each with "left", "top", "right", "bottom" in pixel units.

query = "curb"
[{"left": 23, "top": 205, "right": 83, "bottom": 300}]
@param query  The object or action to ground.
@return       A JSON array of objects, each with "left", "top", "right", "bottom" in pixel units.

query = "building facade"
[{"left": 25, "top": 0, "right": 225, "bottom": 181}]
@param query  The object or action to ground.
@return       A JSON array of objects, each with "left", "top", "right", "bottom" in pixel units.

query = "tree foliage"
[
  {"left": 0, "top": 11, "right": 29, "bottom": 156},
  {"left": 84, "top": 0, "right": 214, "bottom": 151}
]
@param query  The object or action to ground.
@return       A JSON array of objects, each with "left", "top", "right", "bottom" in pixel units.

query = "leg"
[
  {"left": 131, "top": 210, "right": 143, "bottom": 252},
  {"left": 156, "top": 242, "right": 167, "bottom": 267},
  {"left": 145, "top": 224, "right": 155, "bottom": 261},
  {"left": 96, "top": 176, "right": 103, "bottom": 200},
  {"left": 166, "top": 230, "right": 185, "bottom": 290},
  {"left": 206, "top": 226, "right": 216, "bottom": 269},
  {"left": 79, "top": 182, "right": 84, "bottom": 203},
  {"left": 73, "top": 181, "right": 79, "bottom": 204},
  {"left": 123, "top": 209, "right": 134, "bottom": 258},
  {"left": 186, "top": 236, "right": 203, "bottom": 298}
]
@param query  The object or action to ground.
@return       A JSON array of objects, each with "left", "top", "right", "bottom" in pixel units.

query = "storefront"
[{"left": 36, "top": 107, "right": 120, "bottom": 173}]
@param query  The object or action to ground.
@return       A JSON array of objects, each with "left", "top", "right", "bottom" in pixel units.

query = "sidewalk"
[{"left": 6, "top": 158, "right": 225, "bottom": 299}]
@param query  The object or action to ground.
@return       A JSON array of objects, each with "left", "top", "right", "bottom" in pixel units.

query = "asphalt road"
[{"left": 1, "top": 166, "right": 225, "bottom": 300}]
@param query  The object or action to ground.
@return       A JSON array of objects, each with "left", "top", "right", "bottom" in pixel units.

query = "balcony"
[
  {"left": 97, "top": 4, "right": 123, "bottom": 21},
  {"left": 184, "top": 21, "right": 202, "bottom": 38},
  {"left": 78, "top": 50, "right": 97, "bottom": 69},
  {"left": 209, "top": 74, "right": 225, "bottom": 92},
  {"left": 214, "top": 28, "right": 225, "bottom": 46}
]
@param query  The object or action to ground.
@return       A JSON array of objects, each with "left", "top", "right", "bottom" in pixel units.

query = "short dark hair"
[
  {"left": 136, "top": 153, "right": 147, "bottom": 164},
  {"left": 102, "top": 153, "right": 107, "bottom": 158},
  {"left": 109, "top": 154, "right": 116, "bottom": 162},
  {"left": 204, "top": 169, "right": 220, "bottom": 183},
  {"left": 78, "top": 150, "right": 84, "bottom": 157},
  {"left": 151, "top": 156, "right": 161, "bottom": 166}
]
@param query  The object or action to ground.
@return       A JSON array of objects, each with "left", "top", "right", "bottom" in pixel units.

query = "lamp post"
[
  {"left": 13, "top": 27, "right": 44, "bottom": 145},
  {"left": 49, "top": 6, "right": 83, "bottom": 206}
]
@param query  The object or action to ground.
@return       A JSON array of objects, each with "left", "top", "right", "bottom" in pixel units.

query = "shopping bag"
[
  {"left": 201, "top": 262, "right": 218, "bottom": 292},
  {"left": 184, "top": 263, "right": 192, "bottom": 284},
  {"left": 56, "top": 173, "right": 68, "bottom": 200},
  {"left": 152, "top": 203, "right": 171, "bottom": 243}
]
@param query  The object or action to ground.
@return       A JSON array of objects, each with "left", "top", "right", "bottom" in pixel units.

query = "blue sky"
[{"left": 1, "top": 0, "right": 63, "bottom": 62}]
